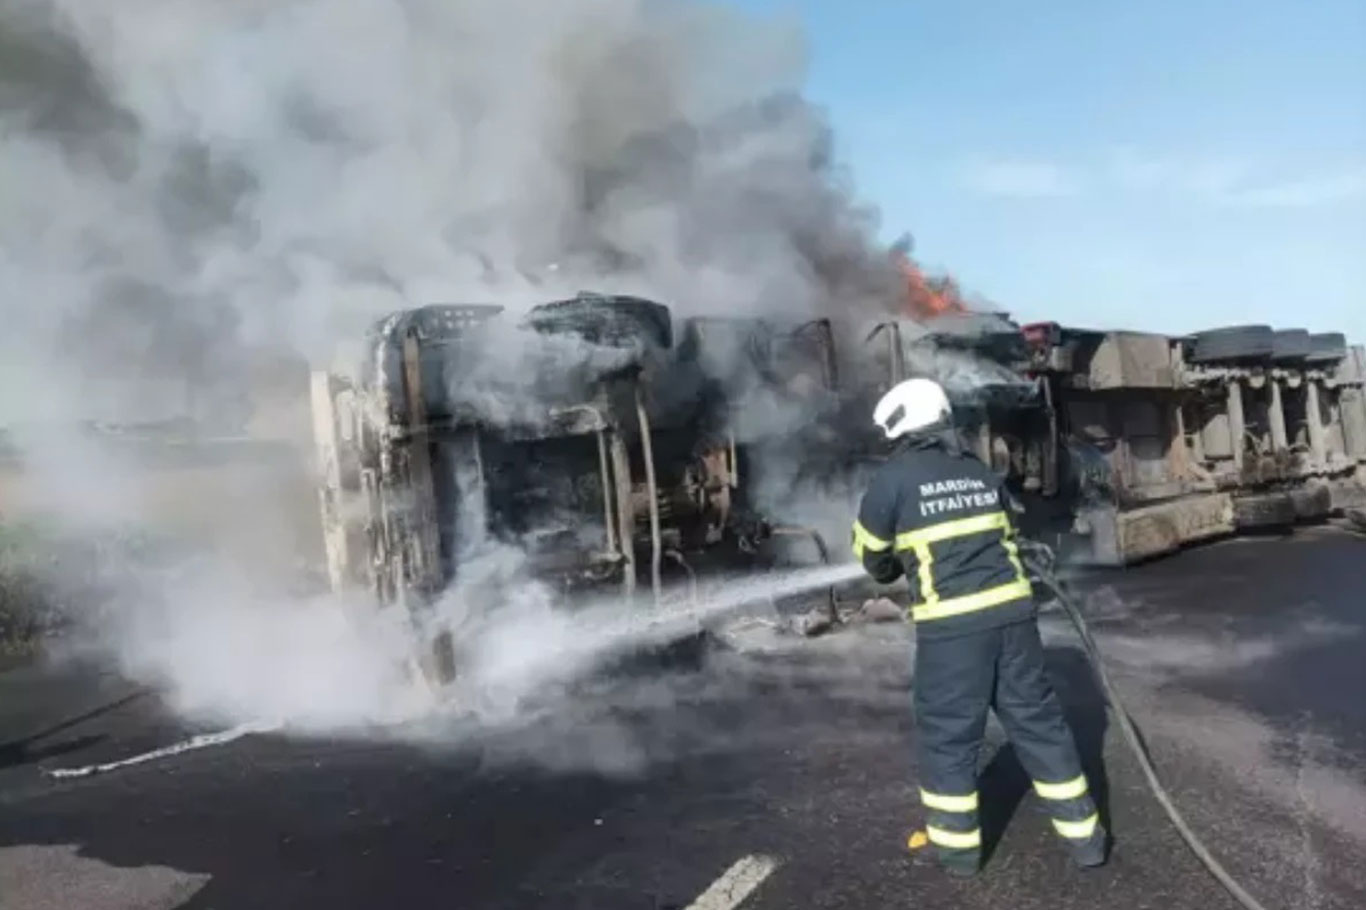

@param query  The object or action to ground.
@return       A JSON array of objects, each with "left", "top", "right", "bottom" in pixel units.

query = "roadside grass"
[
  {"left": 0, "top": 519, "right": 163, "bottom": 665},
  {"left": 0, "top": 519, "right": 59, "bottom": 659}
]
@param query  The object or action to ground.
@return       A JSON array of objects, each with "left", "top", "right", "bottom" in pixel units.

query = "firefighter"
[{"left": 852, "top": 377, "right": 1108, "bottom": 877}]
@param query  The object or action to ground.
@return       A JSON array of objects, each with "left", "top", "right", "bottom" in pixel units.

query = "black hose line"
[{"left": 1024, "top": 549, "right": 1271, "bottom": 910}]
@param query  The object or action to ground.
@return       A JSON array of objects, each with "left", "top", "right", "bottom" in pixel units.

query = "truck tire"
[
  {"left": 1271, "top": 329, "right": 1311, "bottom": 361},
  {"left": 525, "top": 294, "right": 674, "bottom": 350},
  {"left": 1290, "top": 484, "right": 1332, "bottom": 521},
  {"left": 1187, "top": 325, "right": 1275, "bottom": 364},
  {"left": 1232, "top": 492, "right": 1297, "bottom": 530},
  {"left": 1307, "top": 332, "right": 1347, "bottom": 363}
]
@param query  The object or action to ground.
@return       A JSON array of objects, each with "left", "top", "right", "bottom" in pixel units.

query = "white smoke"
[
  {"left": 2, "top": 0, "right": 899, "bottom": 425},
  {"left": 2, "top": 0, "right": 909, "bottom": 755},
  {"left": 93, "top": 550, "right": 869, "bottom": 756}
]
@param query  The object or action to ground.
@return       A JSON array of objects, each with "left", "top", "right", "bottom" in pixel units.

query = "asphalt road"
[{"left": 2, "top": 526, "right": 1365, "bottom": 910}]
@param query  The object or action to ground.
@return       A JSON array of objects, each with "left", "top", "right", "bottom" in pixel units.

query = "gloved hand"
[
  {"left": 1016, "top": 537, "right": 1058, "bottom": 579},
  {"left": 1016, "top": 537, "right": 1070, "bottom": 617}
]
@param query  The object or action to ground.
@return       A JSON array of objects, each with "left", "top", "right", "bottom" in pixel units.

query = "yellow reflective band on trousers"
[
  {"left": 926, "top": 825, "right": 982, "bottom": 850},
  {"left": 891, "top": 511, "right": 1032, "bottom": 623},
  {"left": 851, "top": 520, "right": 892, "bottom": 559},
  {"left": 1052, "top": 813, "right": 1100, "bottom": 840},
  {"left": 919, "top": 789, "right": 979, "bottom": 813},
  {"left": 1034, "top": 775, "right": 1089, "bottom": 801}
]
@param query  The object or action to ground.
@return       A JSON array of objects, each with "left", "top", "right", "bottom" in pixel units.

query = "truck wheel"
[
  {"left": 1307, "top": 332, "right": 1347, "bottom": 363},
  {"left": 1187, "top": 325, "right": 1275, "bottom": 364},
  {"left": 1232, "top": 492, "right": 1297, "bottom": 530},
  {"left": 525, "top": 294, "right": 673, "bottom": 350},
  {"left": 1271, "top": 329, "right": 1311, "bottom": 362}
]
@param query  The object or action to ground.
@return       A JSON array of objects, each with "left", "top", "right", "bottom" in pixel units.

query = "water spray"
[{"left": 40, "top": 561, "right": 869, "bottom": 776}]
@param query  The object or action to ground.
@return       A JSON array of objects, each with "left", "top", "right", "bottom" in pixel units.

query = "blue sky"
[{"left": 732, "top": 0, "right": 1366, "bottom": 336}]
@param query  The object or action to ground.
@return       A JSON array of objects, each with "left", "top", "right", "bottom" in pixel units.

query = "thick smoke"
[
  {"left": 2, "top": 0, "right": 912, "bottom": 752},
  {"left": 1, "top": 0, "right": 900, "bottom": 428}
]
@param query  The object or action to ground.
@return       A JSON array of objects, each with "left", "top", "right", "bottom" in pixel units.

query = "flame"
[{"left": 890, "top": 236, "right": 967, "bottom": 321}]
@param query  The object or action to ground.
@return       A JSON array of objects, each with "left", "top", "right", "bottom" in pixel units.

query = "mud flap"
[
  {"left": 1290, "top": 483, "right": 1332, "bottom": 521},
  {"left": 1232, "top": 492, "right": 1297, "bottom": 529},
  {"left": 1074, "top": 495, "right": 1234, "bottom": 565}
]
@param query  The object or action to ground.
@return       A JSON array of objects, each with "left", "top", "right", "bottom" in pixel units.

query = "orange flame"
[{"left": 890, "top": 237, "right": 967, "bottom": 321}]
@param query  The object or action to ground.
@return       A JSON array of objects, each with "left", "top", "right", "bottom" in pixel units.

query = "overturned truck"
[
  {"left": 311, "top": 296, "right": 1366, "bottom": 624},
  {"left": 310, "top": 294, "right": 849, "bottom": 623},
  {"left": 1014, "top": 323, "right": 1366, "bottom": 564}
]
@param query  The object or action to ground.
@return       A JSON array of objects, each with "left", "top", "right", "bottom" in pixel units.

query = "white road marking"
[
  {"left": 44, "top": 720, "right": 282, "bottom": 779},
  {"left": 684, "top": 854, "right": 779, "bottom": 910}
]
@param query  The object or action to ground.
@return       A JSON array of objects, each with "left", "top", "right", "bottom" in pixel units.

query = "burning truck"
[
  {"left": 309, "top": 292, "right": 1366, "bottom": 676},
  {"left": 309, "top": 294, "right": 853, "bottom": 611}
]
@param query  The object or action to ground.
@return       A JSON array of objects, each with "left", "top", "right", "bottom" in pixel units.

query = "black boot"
[
  {"left": 1069, "top": 829, "right": 1110, "bottom": 869},
  {"left": 936, "top": 848, "right": 981, "bottom": 878}
]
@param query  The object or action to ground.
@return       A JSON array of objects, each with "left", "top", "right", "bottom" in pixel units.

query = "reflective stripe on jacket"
[{"left": 852, "top": 431, "right": 1034, "bottom": 639}]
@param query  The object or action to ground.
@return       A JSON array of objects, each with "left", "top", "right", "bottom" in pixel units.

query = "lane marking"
[
  {"left": 684, "top": 854, "right": 779, "bottom": 910},
  {"left": 44, "top": 720, "right": 282, "bottom": 779}
]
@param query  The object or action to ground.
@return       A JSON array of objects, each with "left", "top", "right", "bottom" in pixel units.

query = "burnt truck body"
[
  {"left": 312, "top": 296, "right": 1366, "bottom": 623},
  {"left": 310, "top": 294, "right": 847, "bottom": 621}
]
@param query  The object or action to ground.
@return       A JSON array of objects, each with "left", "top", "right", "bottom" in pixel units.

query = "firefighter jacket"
[{"left": 852, "top": 431, "right": 1035, "bottom": 640}]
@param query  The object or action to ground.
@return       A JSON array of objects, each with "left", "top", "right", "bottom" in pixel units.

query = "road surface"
[{"left": 2, "top": 526, "right": 1365, "bottom": 909}]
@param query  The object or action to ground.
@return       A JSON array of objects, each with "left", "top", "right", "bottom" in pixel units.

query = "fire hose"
[{"left": 1021, "top": 542, "right": 1271, "bottom": 910}]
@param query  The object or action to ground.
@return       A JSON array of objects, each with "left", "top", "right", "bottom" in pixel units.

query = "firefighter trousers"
[{"left": 913, "top": 618, "right": 1106, "bottom": 869}]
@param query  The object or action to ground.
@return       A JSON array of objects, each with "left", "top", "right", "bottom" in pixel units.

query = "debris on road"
[{"left": 855, "top": 597, "right": 904, "bottom": 624}]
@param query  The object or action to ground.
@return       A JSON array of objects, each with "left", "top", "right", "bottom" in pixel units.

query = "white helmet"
[{"left": 873, "top": 378, "right": 953, "bottom": 440}]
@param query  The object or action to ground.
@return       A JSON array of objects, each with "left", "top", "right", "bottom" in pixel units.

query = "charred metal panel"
[{"left": 1085, "top": 332, "right": 1176, "bottom": 390}]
